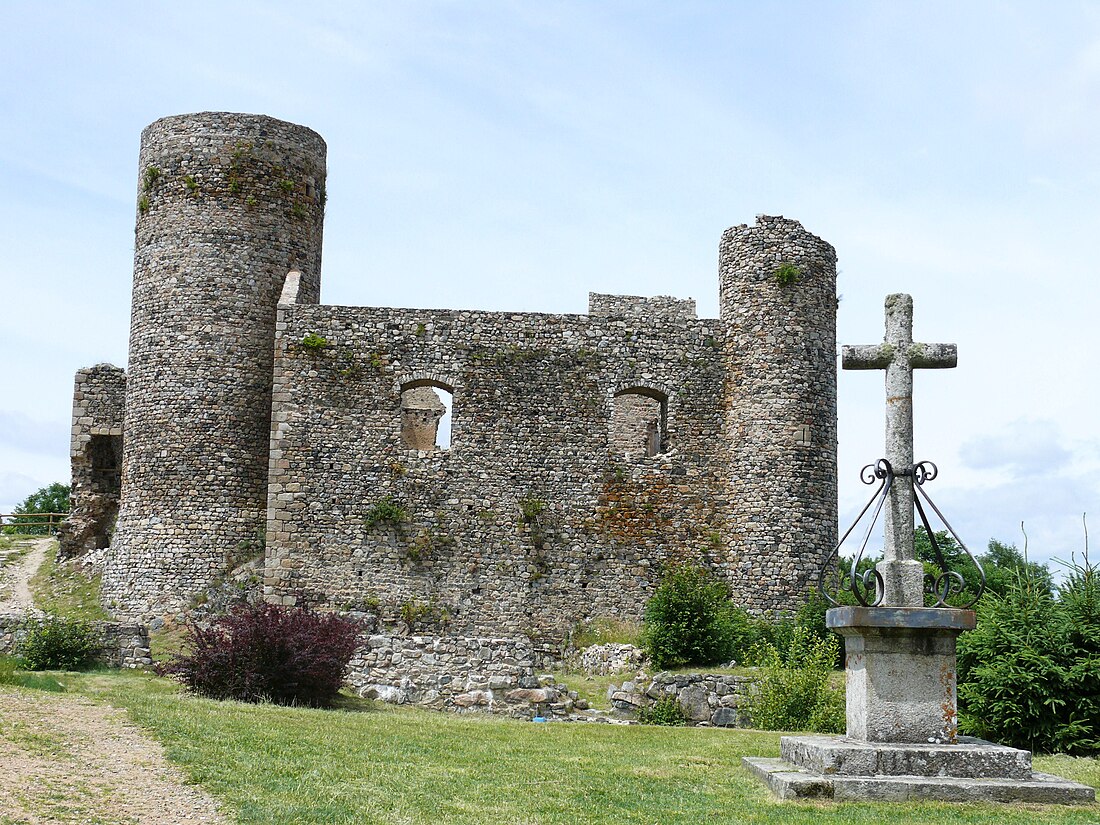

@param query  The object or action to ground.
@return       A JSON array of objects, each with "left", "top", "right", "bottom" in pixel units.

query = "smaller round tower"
[
  {"left": 105, "top": 112, "right": 327, "bottom": 618},
  {"left": 719, "top": 215, "right": 838, "bottom": 613}
]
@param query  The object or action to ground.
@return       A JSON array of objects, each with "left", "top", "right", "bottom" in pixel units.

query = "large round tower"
[
  {"left": 105, "top": 113, "right": 326, "bottom": 618},
  {"left": 719, "top": 215, "right": 837, "bottom": 613}
]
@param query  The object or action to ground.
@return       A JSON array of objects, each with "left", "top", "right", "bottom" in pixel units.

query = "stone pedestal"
[
  {"left": 743, "top": 606, "right": 1096, "bottom": 804},
  {"left": 744, "top": 736, "right": 1096, "bottom": 803},
  {"left": 830, "top": 606, "right": 973, "bottom": 744}
]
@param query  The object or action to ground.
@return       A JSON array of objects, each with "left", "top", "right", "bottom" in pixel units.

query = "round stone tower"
[
  {"left": 105, "top": 113, "right": 326, "bottom": 618},
  {"left": 719, "top": 215, "right": 837, "bottom": 613}
]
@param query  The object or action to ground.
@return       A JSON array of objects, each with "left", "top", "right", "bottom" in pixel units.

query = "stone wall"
[
  {"left": 60, "top": 364, "right": 126, "bottom": 557},
  {"left": 610, "top": 671, "right": 758, "bottom": 727},
  {"left": 346, "top": 633, "right": 578, "bottom": 718},
  {"left": 105, "top": 113, "right": 327, "bottom": 619},
  {"left": 265, "top": 292, "right": 729, "bottom": 640},
  {"left": 0, "top": 616, "right": 151, "bottom": 669},
  {"left": 263, "top": 215, "right": 837, "bottom": 639},
  {"left": 76, "top": 110, "right": 839, "bottom": 632}
]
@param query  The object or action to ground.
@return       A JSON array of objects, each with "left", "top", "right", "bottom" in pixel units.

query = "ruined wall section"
[
  {"left": 719, "top": 215, "right": 838, "bottom": 612},
  {"left": 59, "top": 365, "right": 126, "bottom": 557},
  {"left": 265, "top": 299, "right": 728, "bottom": 640},
  {"left": 105, "top": 112, "right": 326, "bottom": 619}
]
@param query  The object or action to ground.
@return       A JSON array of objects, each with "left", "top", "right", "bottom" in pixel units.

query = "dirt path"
[
  {"left": 0, "top": 537, "right": 50, "bottom": 616},
  {"left": 0, "top": 687, "right": 227, "bottom": 824}
]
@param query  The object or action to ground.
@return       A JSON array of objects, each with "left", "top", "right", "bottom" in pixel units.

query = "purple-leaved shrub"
[{"left": 165, "top": 603, "right": 360, "bottom": 707}]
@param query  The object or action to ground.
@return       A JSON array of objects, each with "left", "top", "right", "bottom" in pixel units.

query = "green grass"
[
  {"left": 148, "top": 625, "right": 191, "bottom": 664},
  {"left": 0, "top": 534, "right": 35, "bottom": 554},
  {"left": 29, "top": 544, "right": 110, "bottom": 622},
  {"left": 572, "top": 617, "right": 642, "bottom": 648},
  {"left": 0, "top": 655, "right": 67, "bottom": 692},
  {"left": 48, "top": 670, "right": 1099, "bottom": 825}
]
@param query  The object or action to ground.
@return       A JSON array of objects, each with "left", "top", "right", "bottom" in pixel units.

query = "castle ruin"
[{"left": 63, "top": 112, "right": 839, "bottom": 645}]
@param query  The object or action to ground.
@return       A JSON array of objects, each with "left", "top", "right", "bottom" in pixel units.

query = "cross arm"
[
  {"left": 842, "top": 344, "right": 892, "bottom": 370},
  {"left": 908, "top": 343, "right": 957, "bottom": 369}
]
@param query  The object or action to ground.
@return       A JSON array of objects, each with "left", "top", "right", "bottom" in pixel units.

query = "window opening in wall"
[
  {"left": 611, "top": 388, "right": 667, "bottom": 458},
  {"left": 88, "top": 434, "right": 123, "bottom": 495},
  {"left": 400, "top": 382, "right": 453, "bottom": 451}
]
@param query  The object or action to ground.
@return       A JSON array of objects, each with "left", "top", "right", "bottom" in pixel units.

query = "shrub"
[
  {"left": 957, "top": 558, "right": 1099, "bottom": 755},
  {"left": 165, "top": 603, "right": 360, "bottom": 707},
  {"left": 18, "top": 616, "right": 101, "bottom": 670},
  {"left": 641, "top": 565, "right": 743, "bottom": 670},
  {"left": 744, "top": 626, "right": 844, "bottom": 733},
  {"left": 637, "top": 694, "right": 687, "bottom": 726}
]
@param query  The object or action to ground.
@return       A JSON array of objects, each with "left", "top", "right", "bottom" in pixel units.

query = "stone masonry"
[
  {"left": 80, "top": 113, "right": 839, "bottom": 651},
  {"left": 104, "top": 113, "right": 326, "bottom": 616},
  {"left": 60, "top": 364, "right": 126, "bottom": 557}
]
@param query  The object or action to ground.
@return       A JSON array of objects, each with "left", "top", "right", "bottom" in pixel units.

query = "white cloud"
[{"left": 958, "top": 419, "right": 1072, "bottom": 476}]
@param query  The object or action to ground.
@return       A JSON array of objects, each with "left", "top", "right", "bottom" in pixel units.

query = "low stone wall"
[
  {"left": 346, "top": 633, "right": 591, "bottom": 719},
  {"left": 609, "top": 671, "right": 758, "bottom": 727},
  {"left": 0, "top": 615, "right": 151, "bottom": 669}
]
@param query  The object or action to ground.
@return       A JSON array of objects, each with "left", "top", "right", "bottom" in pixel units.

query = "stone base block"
[
  {"left": 743, "top": 757, "right": 1096, "bottom": 803},
  {"left": 745, "top": 735, "right": 1096, "bottom": 805},
  {"left": 780, "top": 734, "right": 1033, "bottom": 779}
]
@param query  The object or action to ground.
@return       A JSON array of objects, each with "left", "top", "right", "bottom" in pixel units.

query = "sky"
[{"left": 1, "top": 1, "right": 1098, "bottom": 571}]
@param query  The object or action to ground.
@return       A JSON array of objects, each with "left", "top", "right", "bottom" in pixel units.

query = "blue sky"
[{"left": 2, "top": 2, "right": 1098, "bottom": 569}]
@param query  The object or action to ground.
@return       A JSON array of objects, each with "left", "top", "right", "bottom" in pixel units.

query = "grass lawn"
[
  {"left": 40, "top": 669, "right": 1098, "bottom": 825},
  {"left": 28, "top": 541, "right": 111, "bottom": 622}
]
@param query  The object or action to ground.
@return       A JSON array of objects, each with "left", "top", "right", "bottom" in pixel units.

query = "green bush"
[
  {"left": 957, "top": 559, "right": 1099, "bottom": 755},
  {"left": 641, "top": 565, "right": 744, "bottom": 670},
  {"left": 637, "top": 694, "right": 688, "bottom": 726},
  {"left": 744, "top": 626, "right": 844, "bottom": 733},
  {"left": 18, "top": 616, "right": 101, "bottom": 671}
]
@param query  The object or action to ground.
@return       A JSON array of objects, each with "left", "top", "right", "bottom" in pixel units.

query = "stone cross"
[{"left": 842, "top": 293, "right": 957, "bottom": 606}]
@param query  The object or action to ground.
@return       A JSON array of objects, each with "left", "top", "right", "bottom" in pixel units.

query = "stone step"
[
  {"left": 743, "top": 757, "right": 1096, "bottom": 804},
  {"left": 781, "top": 734, "right": 1033, "bottom": 780}
]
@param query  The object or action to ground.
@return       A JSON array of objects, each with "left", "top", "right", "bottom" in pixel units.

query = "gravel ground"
[
  {"left": 0, "top": 687, "right": 227, "bottom": 824},
  {"left": 0, "top": 538, "right": 48, "bottom": 617}
]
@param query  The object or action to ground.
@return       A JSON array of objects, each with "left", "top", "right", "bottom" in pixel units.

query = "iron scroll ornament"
[{"left": 818, "top": 459, "right": 986, "bottom": 609}]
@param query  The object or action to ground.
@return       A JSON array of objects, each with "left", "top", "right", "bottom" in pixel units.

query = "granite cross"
[{"left": 842, "top": 293, "right": 957, "bottom": 606}]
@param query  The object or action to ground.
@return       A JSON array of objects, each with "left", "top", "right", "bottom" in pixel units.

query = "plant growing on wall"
[
  {"left": 364, "top": 498, "right": 408, "bottom": 533},
  {"left": 774, "top": 262, "right": 801, "bottom": 286},
  {"left": 142, "top": 166, "right": 161, "bottom": 191},
  {"left": 399, "top": 599, "right": 451, "bottom": 632},
  {"left": 518, "top": 496, "right": 553, "bottom": 555},
  {"left": 301, "top": 332, "right": 328, "bottom": 351}
]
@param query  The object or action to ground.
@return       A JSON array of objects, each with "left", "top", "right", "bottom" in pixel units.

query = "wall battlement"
[{"left": 75, "top": 112, "right": 838, "bottom": 636}]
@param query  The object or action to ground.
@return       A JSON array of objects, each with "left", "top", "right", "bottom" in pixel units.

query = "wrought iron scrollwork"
[
  {"left": 817, "top": 459, "right": 892, "bottom": 607},
  {"left": 818, "top": 459, "right": 985, "bottom": 609},
  {"left": 912, "top": 460, "right": 986, "bottom": 608}
]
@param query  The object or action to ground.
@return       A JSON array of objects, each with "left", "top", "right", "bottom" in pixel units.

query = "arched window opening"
[
  {"left": 611, "top": 388, "right": 667, "bottom": 457},
  {"left": 400, "top": 382, "right": 453, "bottom": 451}
]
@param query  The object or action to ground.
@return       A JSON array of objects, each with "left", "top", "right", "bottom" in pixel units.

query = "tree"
[
  {"left": 980, "top": 539, "right": 1053, "bottom": 597},
  {"left": 4, "top": 483, "right": 70, "bottom": 535}
]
